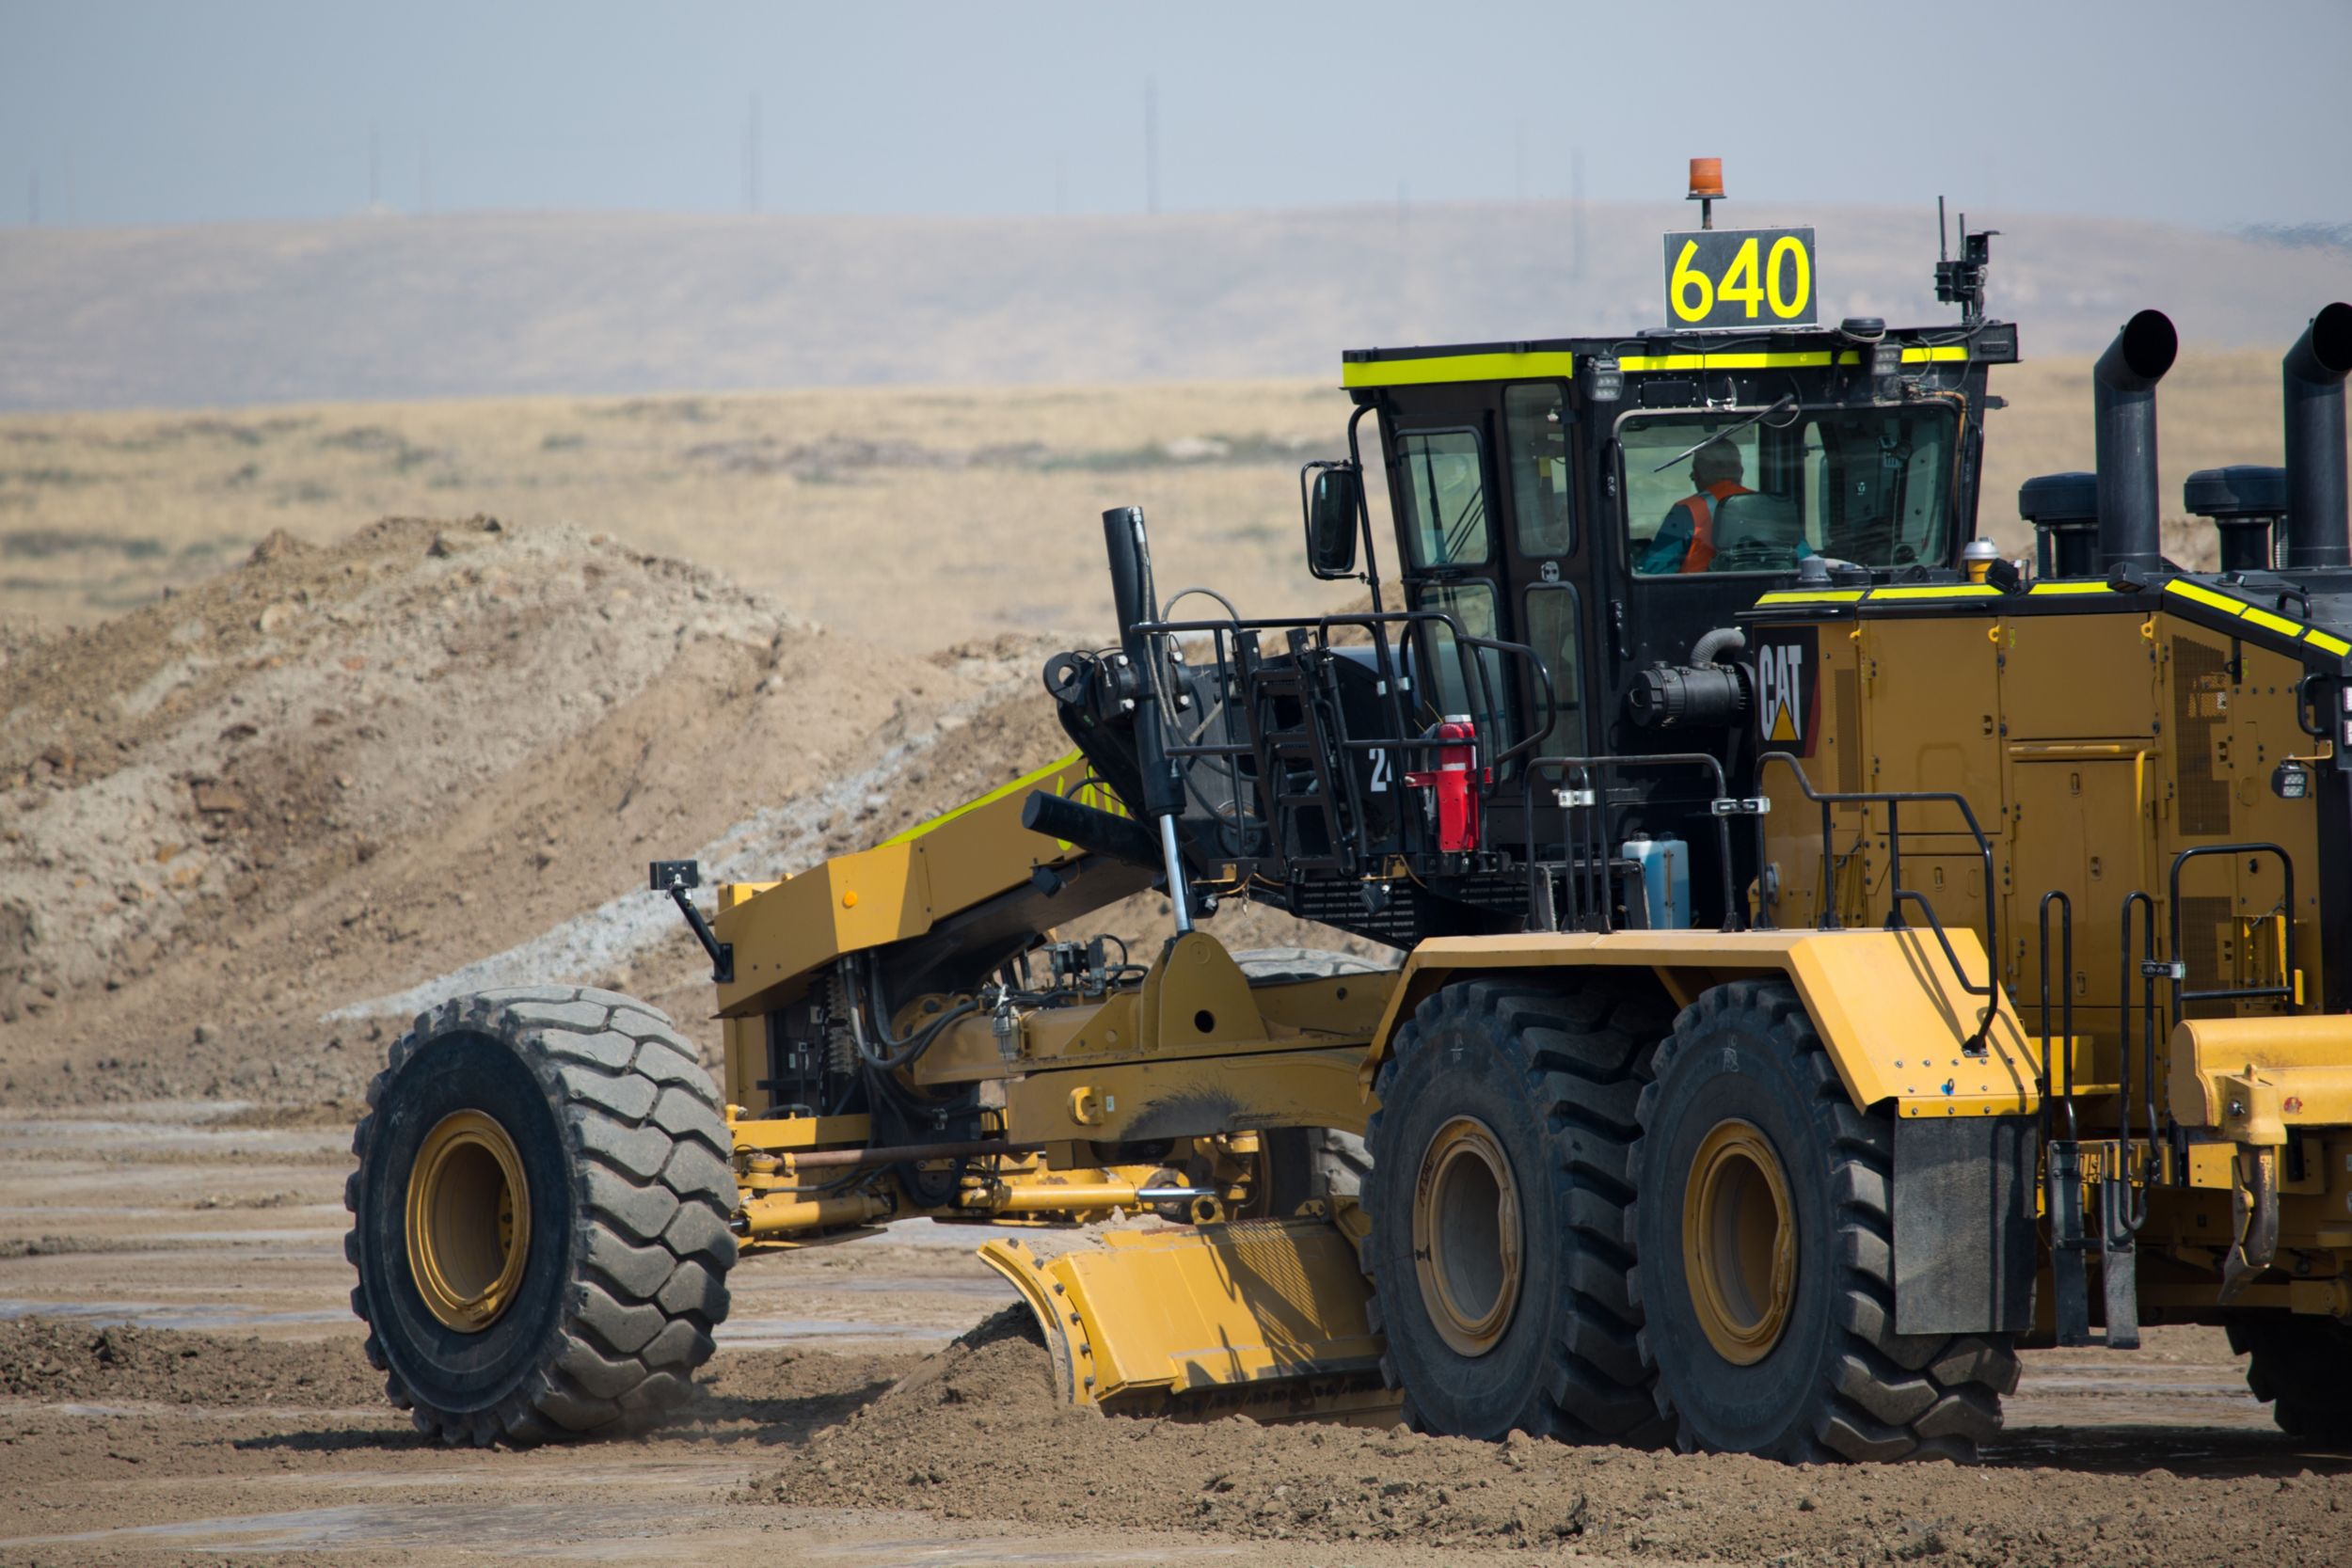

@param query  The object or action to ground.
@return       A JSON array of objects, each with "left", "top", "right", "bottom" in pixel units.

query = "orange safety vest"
[{"left": 1677, "top": 480, "right": 1756, "bottom": 574}]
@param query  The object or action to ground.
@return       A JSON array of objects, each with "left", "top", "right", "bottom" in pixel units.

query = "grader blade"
[{"left": 979, "top": 1215, "right": 1400, "bottom": 1424}]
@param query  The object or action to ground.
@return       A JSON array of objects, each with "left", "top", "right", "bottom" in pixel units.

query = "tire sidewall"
[
  {"left": 1637, "top": 1009, "right": 1835, "bottom": 1455},
  {"left": 1367, "top": 999, "right": 1565, "bottom": 1439},
  {"left": 356, "top": 1028, "right": 576, "bottom": 1417}
]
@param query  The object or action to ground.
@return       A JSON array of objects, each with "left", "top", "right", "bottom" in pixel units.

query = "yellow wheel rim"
[
  {"left": 405, "top": 1109, "right": 532, "bottom": 1333},
  {"left": 1411, "top": 1117, "right": 1524, "bottom": 1357},
  {"left": 1682, "top": 1118, "right": 1796, "bottom": 1366}
]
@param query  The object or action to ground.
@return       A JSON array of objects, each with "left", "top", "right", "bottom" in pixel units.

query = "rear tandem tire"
[
  {"left": 1629, "top": 978, "right": 2019, "bottom": 1462},
  {"left": 343, "top": 986, "right": 738, "bottom": 1446},
  {"left": 1363, "top": 975, "right": 1675, "bottom": 1446},
  {"left": 2230, "top": 1316, "right": 2352, "bottom": 1445}
]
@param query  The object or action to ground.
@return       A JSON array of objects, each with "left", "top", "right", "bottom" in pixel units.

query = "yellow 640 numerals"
[{"left": 1671, "top": 236, "right": 1811, "bottom": 323}]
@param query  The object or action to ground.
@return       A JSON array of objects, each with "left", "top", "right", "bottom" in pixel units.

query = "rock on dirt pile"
[{"left": 767, "top": 1308, "right": 2352, "bottom": 1565}]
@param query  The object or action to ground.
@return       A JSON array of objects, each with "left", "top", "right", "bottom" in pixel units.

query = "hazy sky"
[{"left": 4, "top": 0, "right": 2347, "bottom": 230}]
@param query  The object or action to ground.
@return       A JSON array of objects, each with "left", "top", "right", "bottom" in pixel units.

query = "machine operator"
[{"left": 1639, "top": 440, "right": 1754, "bottom": 574}]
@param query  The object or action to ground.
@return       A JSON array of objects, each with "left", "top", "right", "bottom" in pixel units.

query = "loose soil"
[{"left": 763, "top": 1308, "right": 2352, "bottom": 1565}]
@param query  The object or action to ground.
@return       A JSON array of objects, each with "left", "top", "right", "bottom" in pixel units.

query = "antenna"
[{"left": 1933, "top": 198, "right": 1998, "bottom": 325}]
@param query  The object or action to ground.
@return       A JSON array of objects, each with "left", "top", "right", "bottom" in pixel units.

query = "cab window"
[
  {"left": 1504, "top": 387, "right": 1573, "bottom": 557},
  {"left": 1396, "top": 429, "right": 1491, "bottom": 569},
  {"left": 1621, "top": 404, "right": 1958, "bottom": 576},
  {"left": 1417, "top": 579, "right": 1513, "bottom": 750},
  {"left": 1521, "top": 584, "right": 1584, "bottom": 759}
]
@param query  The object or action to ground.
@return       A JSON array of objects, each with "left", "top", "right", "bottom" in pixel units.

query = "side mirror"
[{"left": 1303, "top": 463, "right": 1361, "bottom": 578}]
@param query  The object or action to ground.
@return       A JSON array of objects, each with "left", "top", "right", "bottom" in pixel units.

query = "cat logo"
[{"left": 1754, "top": 630, "right": 1817, "bottom": 752}]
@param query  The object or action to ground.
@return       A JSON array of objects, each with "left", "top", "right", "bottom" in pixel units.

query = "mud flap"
[
  {"left": 978, "top": 1215, "right": 1399, "bottom": 1423},
  {"left": 1893, "top": 1115, "right": 2039, "bottom": 1336}
]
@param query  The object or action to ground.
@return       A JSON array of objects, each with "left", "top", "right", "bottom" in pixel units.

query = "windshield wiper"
[{"left": 1650, "top": 394, "right": 1800, "bottom": 474}]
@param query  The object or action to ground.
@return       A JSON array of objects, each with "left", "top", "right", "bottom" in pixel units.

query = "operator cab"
[{"left": 1338, "top": 321, "right": 2012, "bottom": 772}]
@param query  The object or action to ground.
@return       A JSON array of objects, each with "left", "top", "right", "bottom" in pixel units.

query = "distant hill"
[{"left": 4, "top": 203, "right": 2346, "bottom": 412}]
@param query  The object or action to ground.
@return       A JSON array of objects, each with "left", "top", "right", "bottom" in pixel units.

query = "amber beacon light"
[{"left": 1688, "top": 156, "right": 1724, "bottom": 229}]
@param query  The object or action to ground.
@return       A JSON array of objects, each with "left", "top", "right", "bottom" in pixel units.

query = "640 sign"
[{"left": 1662, "top": 227, "right": 1817, "bottom": 331}]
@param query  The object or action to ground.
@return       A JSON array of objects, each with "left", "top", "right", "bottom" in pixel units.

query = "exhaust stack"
[
  {"left": 2092, "top": 309, "right": 2179, "bottom": 573},
  {"left": 2281, "top": 302, "right": 2352, "bottom": 569}
]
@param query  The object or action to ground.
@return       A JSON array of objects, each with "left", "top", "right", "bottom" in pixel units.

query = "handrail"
[
  {"left": 2167, "top": 843, "right": 2296, "bottom": 1010},
  {"left": 1756, "top": 750, "right": 1998, "bottom": 1054},
  {"left": 1146, "top": 608, "right": 1518, "bottom": 774},
  {"left": 2118, "top": 890, "right": 2158, "bottom": 1231},
  {"left": 2038, "top": 890, "right": 2078, "bottom": 1144},
  {"left": 1521, "top": 752, "right": 1742, "bottom": 934},
  {"left": 1136, "top": 605, "right": 1561, "bottom": 872}
]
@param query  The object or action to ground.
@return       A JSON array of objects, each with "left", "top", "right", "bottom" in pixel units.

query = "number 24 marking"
[{"left": 1670, "top": 236, "right": 1810, "bottom": 323}]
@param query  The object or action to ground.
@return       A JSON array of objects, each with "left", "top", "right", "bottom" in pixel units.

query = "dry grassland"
[{"left": 0, "top": 350, "right": 2306, "bottom": 641}]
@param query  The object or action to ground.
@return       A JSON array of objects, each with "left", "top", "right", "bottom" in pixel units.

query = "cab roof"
[{"left": 1339, "top": 320, "right": 2017, "bottom": 390}]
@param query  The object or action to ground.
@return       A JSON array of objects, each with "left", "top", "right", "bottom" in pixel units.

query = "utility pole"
[
  {"left": 1144, "top": 77, "right": 1158, "bottom": 215},
  {"left": 745, "top": 92, "right": 761, "bottom": 214},
  {"left": 369, "top": 123, "right": 380, "bottom": 207},
  {"left": 1055, "top": 154, "right": 1067, "bottom": 215},
  {"left": 27, "top": 173, "right": 37, "bottom": 227},
  {"left": 1514, "top": 121, "right": 1526, "bottom": 205},
  {"left": 420, "top": 135, "right": 432, "bottom": 215},
  {"left": 62, "top": 149, "right": 73, "bottom": 226}
]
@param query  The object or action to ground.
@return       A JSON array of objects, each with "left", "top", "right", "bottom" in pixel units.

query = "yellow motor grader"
[{"left": 346, "top": 173, "right": 2352, "bottom": 1461}]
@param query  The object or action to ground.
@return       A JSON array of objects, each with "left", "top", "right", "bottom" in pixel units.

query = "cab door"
[
  {"left": 1387, "top": 403, "right": 1520, "bottom": 754},
  {"left": 1499, "top": 382, "right": 1591, "bottom": 767}
]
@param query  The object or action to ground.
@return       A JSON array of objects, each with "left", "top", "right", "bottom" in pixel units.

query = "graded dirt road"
[{"left": 3, "top": 1101, "right": 2349, "bottom": 1568}]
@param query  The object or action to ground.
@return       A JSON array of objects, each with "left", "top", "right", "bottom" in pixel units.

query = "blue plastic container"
[{"left": 1622, "top": 834, "right": 1691, "bottom": 929}]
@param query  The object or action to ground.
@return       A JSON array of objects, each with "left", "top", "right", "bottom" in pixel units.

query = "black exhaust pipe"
[
  {"left": 2281, "top": 302, "right": 2352, "bottom": 570},
  {"left": 2093, "top": 309, "right": 2178, "bottom": 573}
]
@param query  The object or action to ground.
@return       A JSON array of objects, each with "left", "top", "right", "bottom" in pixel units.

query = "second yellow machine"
[{"left": 344, "top": 188, "right": 2352, "bottom": 1462}]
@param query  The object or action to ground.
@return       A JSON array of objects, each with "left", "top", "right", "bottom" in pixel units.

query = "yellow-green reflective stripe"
[
  {"left": 1755, "top": 589, "right": 1866, "bottom": 604},
  {"left": 1868, "top": 584, "right": 2001, "bottom": 601},
  {"left": 2307, "top": 629, "right": 2352, "bottom": 656},
  {"left": 881, "top": 749, "right": 1104, "bottom": 846},
  {"left": 2243, "top": 606, "right": 2303, "bottom": 638},
  {"left": 1614, "top": 346, "right": 1967, "bottom": 372},
  {"left": 2164, "top": 579, "right": 2247, "bottom": 617},
  {"left": 1342, "top": 351, "right": 1575, "bottom": 388},
  {"left": 2026, "top": 581, "right": 2115, "bottom": 595},
  {"left": 1618, "top": 351, "right": 1836, "bottom": 372}
]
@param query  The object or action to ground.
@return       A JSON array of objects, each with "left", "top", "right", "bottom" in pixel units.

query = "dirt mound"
[
  {"left": 767, "top": 1312, "right": 2352, "bottom": 1563},
  {"left": 0, "top": 515, "right": 1059, "bottom": 1105},
  {"left": 0, "top": 1317, "right": 382, "bottom": 1407}
]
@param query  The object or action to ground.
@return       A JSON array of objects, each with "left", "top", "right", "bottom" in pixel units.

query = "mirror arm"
[{"left": 1346, "top": 404, "right": 1384, "bottom": 612}]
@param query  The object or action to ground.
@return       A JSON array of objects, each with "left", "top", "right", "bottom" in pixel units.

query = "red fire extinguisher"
[{"left": 1406, "top": 714, "right": 1484, "bottom": 852}]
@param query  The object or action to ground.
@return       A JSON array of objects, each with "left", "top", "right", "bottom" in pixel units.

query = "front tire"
[
  {"left": 1630, "top": 979, "right": 2017, "bottom": 1462},
  {"left": 344, "top": 986, "right": 738, "bottom": 1446},
  {"left": 1363, "top": 976, "right": 1672, "bottom": 1445}
]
